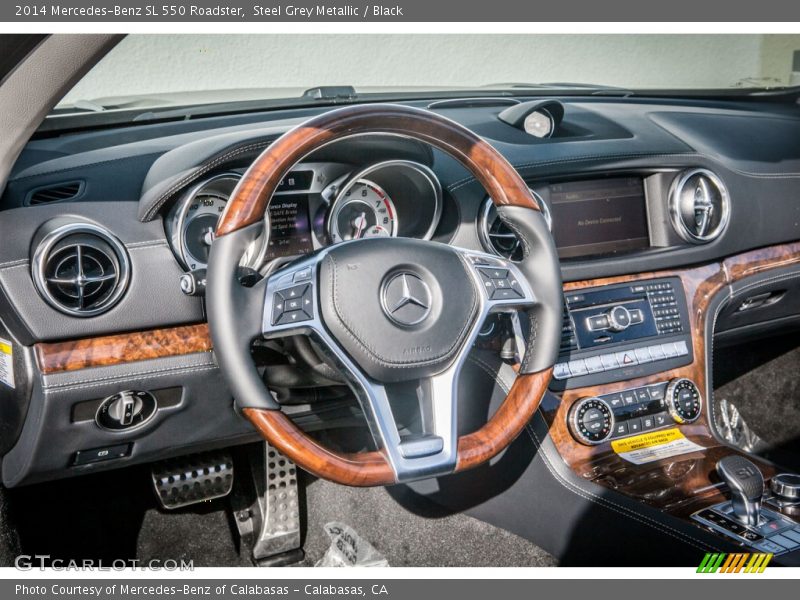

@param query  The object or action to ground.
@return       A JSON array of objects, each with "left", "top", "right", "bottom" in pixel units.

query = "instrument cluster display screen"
[
  {"left": 549, "top": 177, "right": 650, "bottom": 259},
  {"left": 266, "top": 194, "right": 313, "bottom": 259}
]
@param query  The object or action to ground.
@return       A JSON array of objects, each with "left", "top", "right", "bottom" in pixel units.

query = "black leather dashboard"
[{"left": 2, "top": 94, "right": 800, "bottom": 486}]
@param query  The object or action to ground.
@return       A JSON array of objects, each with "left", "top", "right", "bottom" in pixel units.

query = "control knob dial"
[
  {"left": 665, "top": 378, "right": 702, "bottom": 423},
  {"left": 568, "top": 396, "right": 614, "bottom": 445}
]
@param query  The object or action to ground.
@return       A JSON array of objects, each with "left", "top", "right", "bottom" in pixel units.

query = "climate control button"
[
  {"left": 666, "top": 377, "right": 702, "bottom": 423},
  {"left": 569, "top": 396, "right": 614, "bottom": 445}
]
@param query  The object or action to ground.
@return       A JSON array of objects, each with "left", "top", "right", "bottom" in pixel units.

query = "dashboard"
[{"left": 2, "top": 93, "right": 800, "bottom": 495}]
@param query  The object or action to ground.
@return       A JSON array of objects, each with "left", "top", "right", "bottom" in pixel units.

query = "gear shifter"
[{"left": 716, "top": 455, "right": 764, "bottom": 526}]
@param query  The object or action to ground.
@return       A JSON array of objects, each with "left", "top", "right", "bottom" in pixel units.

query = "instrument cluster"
[{"left": 165, "top": 160, "right": 443, "bottom": 273}]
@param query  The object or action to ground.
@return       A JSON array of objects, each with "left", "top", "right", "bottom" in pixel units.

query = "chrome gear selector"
[{"left": 716, "top": 455, "right": 764, "bottom": 526}]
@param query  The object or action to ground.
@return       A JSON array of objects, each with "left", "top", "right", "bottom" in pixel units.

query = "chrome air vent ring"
[
  {"left": 478, "top": 190, "right": 551, "bottom": 261},
  {"left": 32, "top": 223, "right": 131, "bottom": 317},
  {"left": 669, "top": 168, "right": 730, "bottom": 244}
]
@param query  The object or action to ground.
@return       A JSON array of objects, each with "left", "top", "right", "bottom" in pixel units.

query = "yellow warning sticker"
[
  {"left": 0, "top": 337, "right": 13, "bottom": 390},
  {"left": 612, "top": 428, "right": 704, "bottom": 465}
]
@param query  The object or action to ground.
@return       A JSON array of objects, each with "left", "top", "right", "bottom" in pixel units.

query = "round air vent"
[
  {"left": 32, "top": 223, "right": 130, "bottom": 317},
  {"left": 478, "top": 192, "right": 552, "bottom": 261},
  {"left": 669, "top": 169, "right": 730, "bottom": 244}
]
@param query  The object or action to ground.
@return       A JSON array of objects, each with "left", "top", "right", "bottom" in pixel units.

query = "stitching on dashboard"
[
  {"left": 466, "top": 354, "right": 515, "bottom": 393},
  {"left": 524, "top": 420, "right": 721, "bottom": 552},
  {"left": 0, "top": 259, "right": 29, "bottom": 270},
  {"left": 42, "top": 365, "right": 219, "bottom": 394},
  {"left": 42, "top": 360, "right": 217, "bottom": 390},
  {"left": 125, "top": 239, "right": 169, "bottom": 249},
  {"left": 142, "top": 140, "right": 272, "bottom": 222}
]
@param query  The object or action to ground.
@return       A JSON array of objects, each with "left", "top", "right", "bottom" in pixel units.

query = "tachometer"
[{"left": 327, "top": 180, "right": 397, "bottom": 243}]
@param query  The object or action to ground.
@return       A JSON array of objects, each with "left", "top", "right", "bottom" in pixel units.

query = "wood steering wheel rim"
[{"left": 215, "top": 104, "right": 554, "bottom": 486}]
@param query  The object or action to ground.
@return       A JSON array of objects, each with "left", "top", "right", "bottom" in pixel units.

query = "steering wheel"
[{"left": 207, "top": 104, "right": 562, "bottom": 486}]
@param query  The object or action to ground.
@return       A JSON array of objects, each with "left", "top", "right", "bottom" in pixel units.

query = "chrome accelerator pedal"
[
  {"left": 151, "top": 450, "right": 234, "bottom": 510},
  {"left": 231, "top": 443, "right": 303, "bottom": 566}
]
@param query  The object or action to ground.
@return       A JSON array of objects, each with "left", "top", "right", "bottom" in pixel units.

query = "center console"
[{"left": 539, "top": 241, "right": 800, "bottom": 563}]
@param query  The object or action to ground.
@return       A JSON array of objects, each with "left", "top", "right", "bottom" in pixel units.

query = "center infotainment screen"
[
  {"left": 549, "top": 177, "right": 650, "bottom": 259},
  {"left": 266, "top": 194, "right": 313, "bottom": 259}
]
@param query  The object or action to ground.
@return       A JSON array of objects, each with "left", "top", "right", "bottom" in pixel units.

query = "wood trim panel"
[
  {"left": 216, "top": 103, "right": 541, "bottom": 237},
  {"left": 243, "top": 408, "right": 395, "bottom": 487},
  {"left": 35, "top": 324, "right": 212, "bottom": 374},
  {"left": 544, "top": 241, "right": 800, "bottom": 518}
]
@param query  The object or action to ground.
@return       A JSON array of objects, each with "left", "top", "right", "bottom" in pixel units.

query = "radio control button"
[
  {"left": 607, "top": 305, "right": 632, "bottom": 332},
  {"left": 587, "top": 314, "right": 610, "bottom": 331},
  {"left": 568, "top": 359, "right": 588, "bottom": 377},
  {"left": 553, "top": 362, "right": 571, "bottom": 380},
  {"left": 661, "top": 342, "right": 680, "bottom": 358},
  {"left": 634, "top": 347, "right": 653, "bottom": 364},
  {"left": 629, "top": 309, "right": 644, "bottom": 324},
  {"left": 601, "top": 353, "right": 620, "bottom": 370},
  {"left": 584, "top": 356, "right": 604, "bottom": 373}
]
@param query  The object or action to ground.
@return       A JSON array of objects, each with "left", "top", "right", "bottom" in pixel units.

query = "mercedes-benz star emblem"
[{"left": 381, "top": 272, "right": 432, "bottom": 326}]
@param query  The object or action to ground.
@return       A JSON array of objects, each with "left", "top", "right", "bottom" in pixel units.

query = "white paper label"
[
  {"left": 0, "top": 337, "right": 15, "bottom": 390},
  {"left": 615, "top": 436, "right": 704, "bottom": 465}
]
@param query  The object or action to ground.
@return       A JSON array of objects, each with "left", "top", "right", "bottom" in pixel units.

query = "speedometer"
[
  {"left": 182, "top": 192, "right": 227, "bottom": 268},
  {"left": 327, "top": 180, "right": 398, "bottom": 243}
]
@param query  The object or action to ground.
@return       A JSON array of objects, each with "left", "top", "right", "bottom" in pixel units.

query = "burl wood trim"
[
  {"left": 545, "top": 240, "right": 800, "bottom": 517},
  {"left": 35, "top": 324, "right": 212, "bottom": 374},
  {"left": 243, "top": 408, "right": 395, "bottom": 487},
  {"left": 245, "top": 368, "right": 552, "bottom": 487},
  {"left": 216, "top": 104, "right": 540, "bottom": 237}
]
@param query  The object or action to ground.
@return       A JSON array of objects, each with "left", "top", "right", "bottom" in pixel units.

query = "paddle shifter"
[{"left": 716, "top": 455, "right": 764, "bottom": 526}]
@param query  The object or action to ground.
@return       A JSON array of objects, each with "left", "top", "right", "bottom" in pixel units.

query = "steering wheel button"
[
  {"left": 479, "top": 267, "right": 509, "bottom": 280},
  {"left": 272, "top": 294, "right": 286, "bottom": 323},
  {"left": 282, "top": 284, "right": 308, "bottom": 299},
  {"left": 491, "top": 287, "right": 522, "bottom": 301},
  {"left": 293, "top": 267, "right": 312, "bottom": 282},
  {"left": 277, "top": 309, "right": 310, "bottom": 326}
]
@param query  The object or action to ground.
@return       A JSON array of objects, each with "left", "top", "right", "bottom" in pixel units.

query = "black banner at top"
[{"left": 3, "top": 0, "right": 800, "bottom": 22}]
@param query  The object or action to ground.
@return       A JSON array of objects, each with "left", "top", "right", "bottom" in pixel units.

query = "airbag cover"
[{"left": 318, "top": 238, "right": 478, "bottom": 382}]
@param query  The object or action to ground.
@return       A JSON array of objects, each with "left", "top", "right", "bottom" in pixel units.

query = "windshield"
[{"left": 57, "top": 33, "right": 800, "bottom": 113}]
